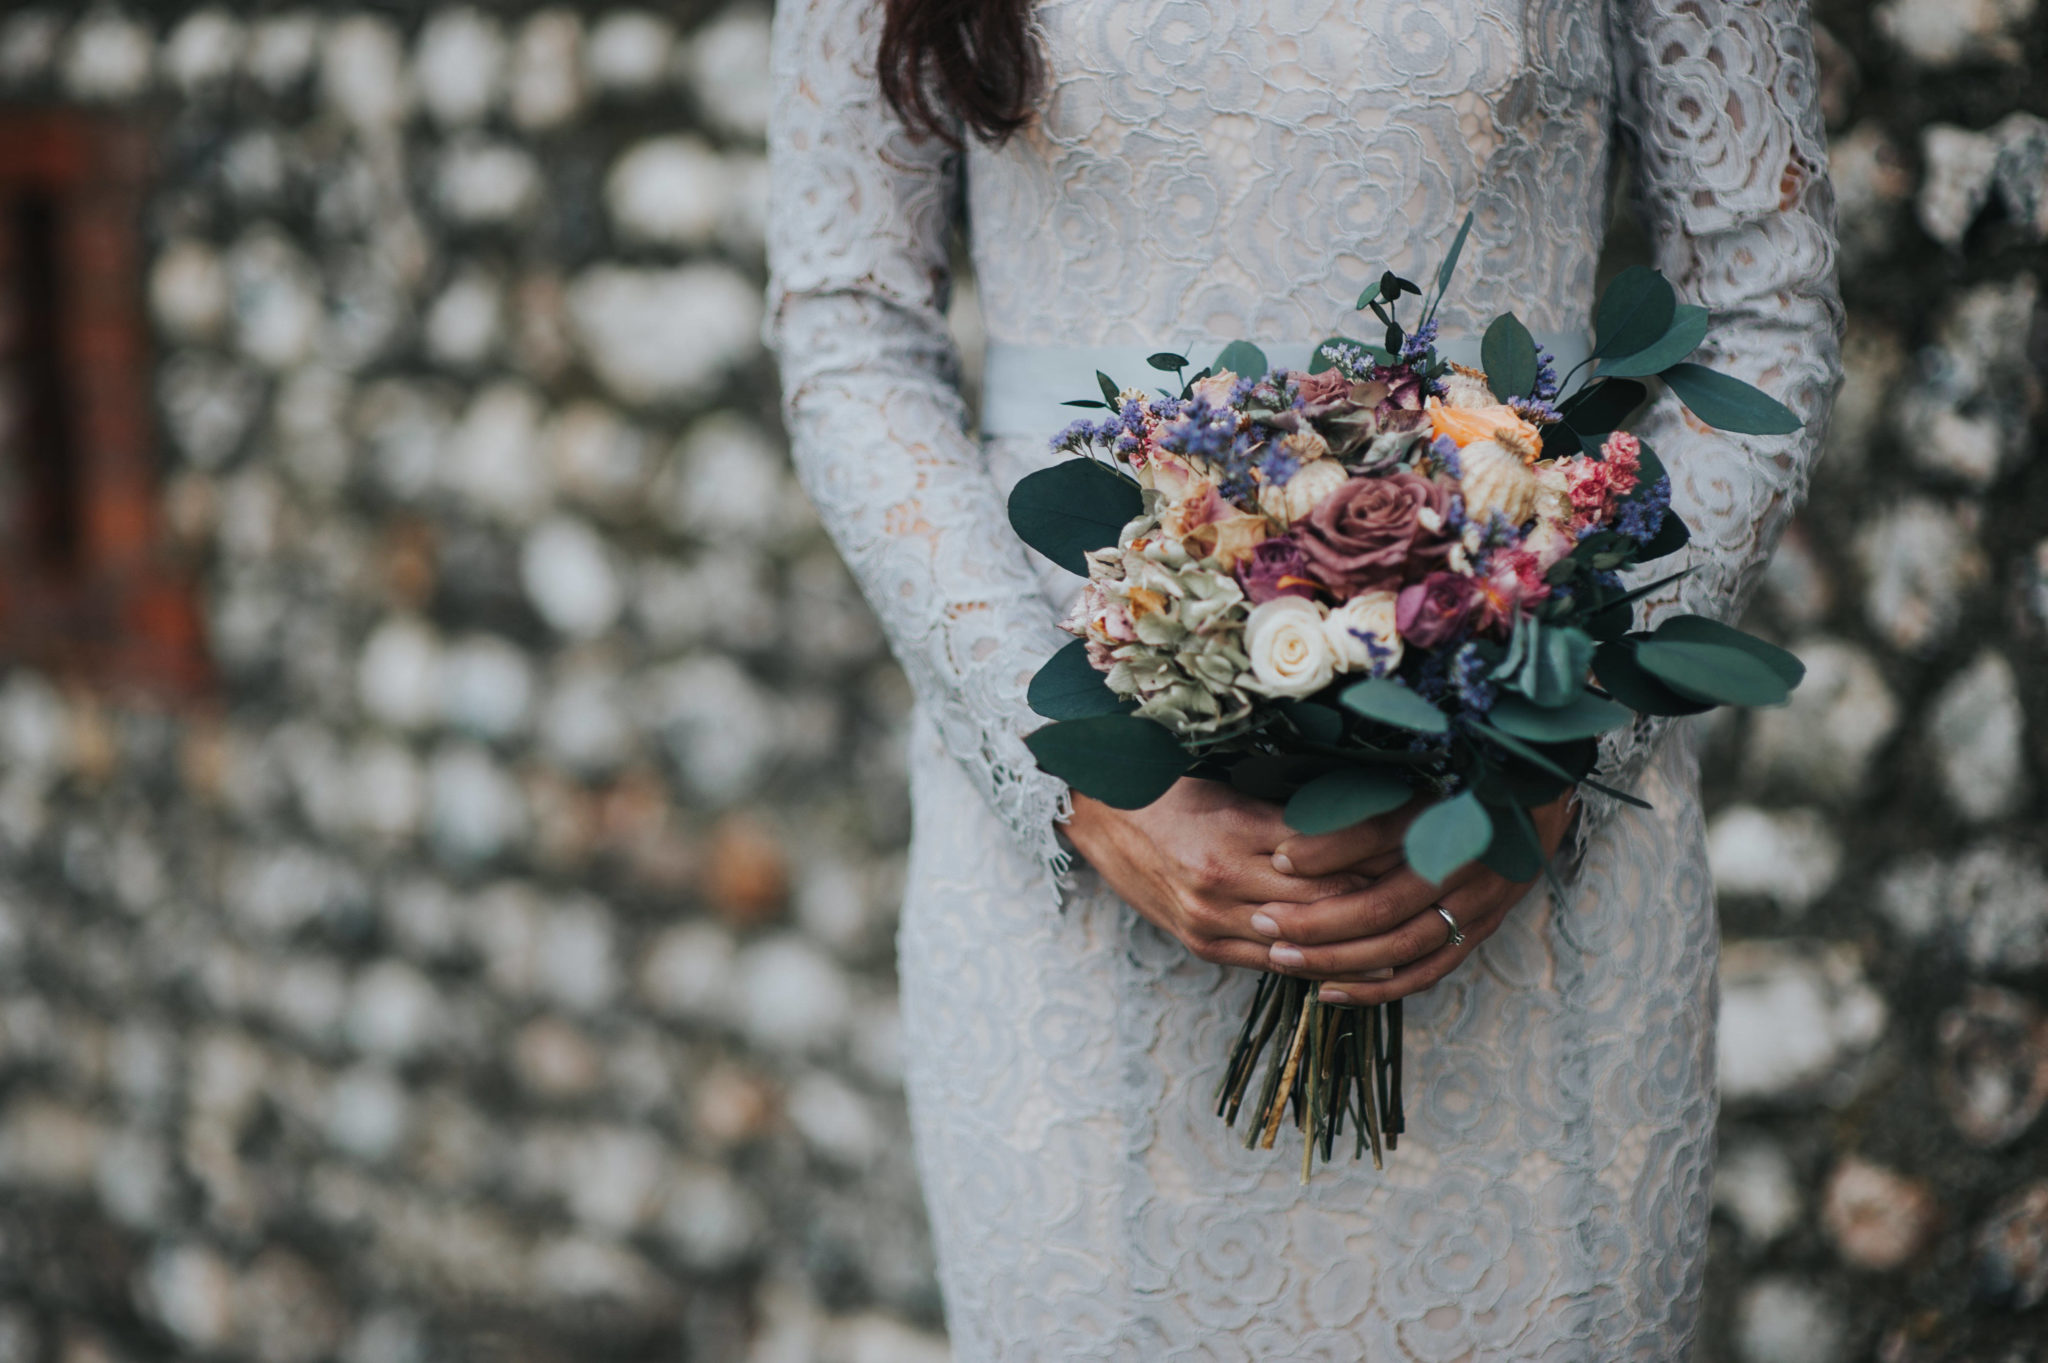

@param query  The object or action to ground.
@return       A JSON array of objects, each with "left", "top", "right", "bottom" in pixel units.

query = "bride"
[{"left": 765, "top": 0, "right": 1841, "bottom": 1356}]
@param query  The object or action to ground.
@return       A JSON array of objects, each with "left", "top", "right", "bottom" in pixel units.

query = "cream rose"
[
  {"left": 1324, "top": 591, "right": 1403, "bottom": 675},
  {"left": 1257, "top": 456, "right": 1351, "bottom": 525},
  {"left": 1242, "top": 596, "right": 1337, "bottom": 697}
]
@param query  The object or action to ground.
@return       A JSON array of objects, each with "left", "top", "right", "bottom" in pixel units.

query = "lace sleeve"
[
  {"left": 765, "top": 0, "right": 1073, "bottom": 885},
  {"left": 1589, "top": 0, "right": 1846, "bottom": 826}
]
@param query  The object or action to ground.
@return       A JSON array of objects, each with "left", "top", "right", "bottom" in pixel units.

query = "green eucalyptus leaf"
[
  {"left": 1593, "top": 266, "right": 1677, "bottom": 360},
  {"left": 1436, "top": 211, "right": 1475, "bottom": 298},
  {"left": 1515, "top": 625, "right": 1597, "bottom": 708},
  {"left": 1592, "top": 641, "right": 1713, "bottom": 716},
  {"left": 1478, "top": 801, "right": 1546, "bottom": 882},
  {"left": 1027, "top": 640, "right": 1129, "bottom": 720},
  {"left": 1284, "top": 768, "right": 1413, "bottom": 836},
  {"left": 1661, "top": 363, "right": 1801, "bottom": 435},
  {"left": 1650, "top": 616, "right": 1804, "bottom": 687},
  {"left": 1598, "top": 304, "right": 1709, "bottom": 378},
  {"left": 1489, "top": 690, "right": 1634, "bottom": 741},
  {"left": 1557, "top": 378, "right": 1648, "bottom": 436},
  {"left": 1023, "top": 715, "right": 1192, "bottom": 809},
  {"left": 1481, "top": 312, "right": 1540, "bottom": 401},
  {"left": 1469, "top": 720, "right": 1581, "bottom": 786},
  {"left": 1634, "top": 506, "right": 1690, "bottom": 561},
  {"left": 1007, "top": 459, "right": 1143, "bottom": 574},
  {"left": 1355, "top": 280, "right": 1383, "bottom": 311},
  {"left": 1228, "top": 752, "right": 1346, "bottom": 802},
  {"left": 1060, "top": 399, "right": 1110, "bottom": 410},
  {"left": 1339, "top": 678, "right": 1449, "bottom": 734},
  {"left": 1214, "top": 340, "right": 1269, "bottom": 379},
  {"left": 1146, "top": 351, "right": 1188, "bottom": 372},
  {"left": 1277, "top": 700, "right": 1345, "bottom": 745},
  {"left": 1097, "top": 370, "right": 1122, "bottom": 406},
  {"left": 1404, "top": 790, "right": 1494, "bottom": 885},
  {"left": 1635, "top": 639, "right": 1792, "bottom": 707}
]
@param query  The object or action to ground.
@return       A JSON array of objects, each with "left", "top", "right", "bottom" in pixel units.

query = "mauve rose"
[
  {"left": 1396, "top": 571, "right": 1482, "bottom": 649},
  {"left": 1235, "top": 536, "right": 1319, "bottom": 604},
  {"left": 1297, "top": 471, "right": 1457, "bottom": 593},
  {"left": 1376, "top": 366, "right": 1424, "bottom": 413},
  {"left": 1291, "top": 369, "right": 1352, "bottom": 406}
]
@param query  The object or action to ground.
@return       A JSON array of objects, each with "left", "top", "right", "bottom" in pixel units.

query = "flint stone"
[
  {"left": 538, "top": 660, "right": 630, "bottom": 774},
  {"left": 509, "top": 9, "right": 584, "bottom": 130},
  {"left": 434, "top": 139, "right": 543, "bottom": 227},
  {"left": 1707, "top": 805, "right": 1841, "bottom": 914},
  {"left": 511, "top": 1017, "right": 603, "bottom": 1098},
  {"left": 1831, "top": 123, "right": 1912, "bottom": 267},
  {"left": 566, "top": 264, "right": 762, "bottom": 407},
  {"left": 414, "top": 9, "right": 504, "bottom": 127},
  {"left": 1715, "top": 1138, "right": 1802, "bottom": 1246},
  {"left": 343, "top": 1309, "right": 425, "bottom": 1363},
  {"left": 355, "top": 380, "right": 455, "bottom": 502},
  {"left": 1856, "top": 499, "right": 1987, "bottom": 654},
  {"left": 1822, "top": 1156, "right": 1940, "bottom": 1271},
  {"left": 164, "top": 10, "right": 243, "bottom": 91},
  {"left": 321, "top": 16, "right": 411, "bottom": 129},
  {"left": 1735, "top": 1278, "right": 1845, "bottom": 1363},
  {"left": 0, "top": 1096, "right": 102, "bottom": 1188},
  {"left": 661, "top": 1163, "right": 762, "bottom": 1270},
  {"left": 1877, "top": 0, "right": 2036, "bottom": 67},
  {"left": 0, "top": 11, "right": 60, "bottom": 85},
  {"left": 245, "top": 13, "right": 318, "bottom": 93},
  {"left": 1974, "top": 1181, "right": 2048, "bottom": 1309},
  {"left": 227, "top": 228, "right": 322, "bottom": 370},
  {"left": 1897, "top": 276, "right": 2041, "bottom": 487},
  {"left": 737, "top": 935, "right": 851, "bottom": 1054},
  {"left": 786, "top": 1071, "right": 882, "bottom": 1170},
  {"left": 1928, "top": 650, "right": 2029, "bottom": 823},
  {"left": 359, "top": 616, "right": 442, "bottom": 732},
  {"left": 444, "top": 382, "right": 548, "bottom": 524},
  {"left": 1992, "top": 113, "right": 2048, "bottom": 238},
  {"left": 1919, "top": 125, "right": 2002, "bottom": 249},
  {"left": 325, "top": 1065, "right": 409, "bottom": 1162},
  {"left": 1719, "top": 939, "right": 1886, "bottom": 1103},
  {"left": 61, "top": 10, "right": 153, "bottom": 101},
  {"left": 347, "top": 961, "right": 442, "bottom": 1061},
  {"left": 423, "top": 268, "right": 504, "bottom": 370},
  {"left": 544, "top": 401, "right": 651, "bottom": 511},
  {"left": 151, "top": 238, "right": 229, "bottom": 342},
  {"left": 1939, "top": 985, "right": 2048, "bottom": 1147},
  {"left": 140, "top": 1243, "right": 236, "bottom": 1351},
  {"left": 235, "top": 1250, "right": 346, "bottom": 1363},
  {"left": 274, "top": 365, "right": 352, "bottom": 496},
  {"left": 660, "top": 413, "right": 795, "bottom": 542},
  {"left": 522, "top": 516, "right": 623, "bottom": 638},
  {"left": 606, "top": 135, "right": 730, "bottom": 248},
  {"left": 426, "top": 742, "right": 527, "bottom": 864},
  {"left": 585, "top": 11, "right": 675, "bottom": 94},
  {"left": 267, "top": 954, "right": 349, "bottom": 1044},
  {"left": 0, "top": 671, "right": 72, "bottom": 776},
  {"left": 440, "top": 634, "right": 535, "bottom": 741},
  {"left": 528, "top": 1236, "right": 667, "bottom": 1315},
  {"left": 682, "top": 9, "right": 773, "bottom": 139},
  {"left": 642, "top": 655, "right": 780, "bottom": 802},
  {"left": 640, "top": 922, "right": 738, "bottom": 1022},
  {"left": 560, "top": 1125, "right": 667, "bottom": 1232},
  {"left": 94, "top": 1127, "right": 170, "bottom": 1229},
  {"left": 824, "top": 1314, "right": 954, "bottom": 1363},
  {"left": 1742, "top": 639, "right": 1899, "bottom": 800},
  {"left": 159, "top": 354, "right": 263, "bottom": 469}
]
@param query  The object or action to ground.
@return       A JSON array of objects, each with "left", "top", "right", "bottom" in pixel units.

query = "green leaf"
[
  {"left": 1597, "top": 304, "right": 1709, "bottom": 378},
  {"left": 1381, "top": 270, "right": 1419, "bottom": 300},
  {"left": 1581, "top": 777, "right": 1655, "bottom": 810},
  {"left": 1213, "top": 340, "right": 1269, "bottom": 379},
  {"left": 1023, "top": 715, "right": 1192, "bottom": 809},
  {"left": 1635, "top": 506, "right": 1690, "bottom": 561},
  {"left": 1514, "top": 625, "right": 1596, "bottom": 708},
  {"left": 1284, "top": 768, "right": 1413, "bottom": 836},
  {"left": 1650, "top": 616, "right": 1804, "bottom": 688},
  {"left": 1097, "top": 370, "right": 1121, "bottom": 406},
  {"left": 1007, "top": 459, "right": 1143, "bottom": 574},
  {"left": 1593, "top": 266, "right": 1677, "bottom": 360},
  {"left": 1227, "top": 752, "right": 1345, "bottom": 802},
  {"left": 1355, "top": 280, "right": 1383, "bottom": 312},
  {"left": 1060, "top": 399, "right": 1109, "bottom": 410},
  {"left": 1435, "top": 211, "right": 1475, "bottom": 298},
  {"left": 1276, "top": 700, "right": 1344, "bottom": 745},
  {"left": 1027, "top": 640, "right": 1128, "bottom": 720},
  {"left": 1489, "top": 690, "right": 1634, "bottom": 741},
  {"left": 1468, "top": 720, "right": 1581, "bottom": 785},
  {"left": 1479, "top": 801, "right": 1545, "bottom": 882},
  {"left": 1661, "top": 363, "right": 1801, "bottom": 435},
  {"left": 1556, "top": 378, "right": 1648, "bottom": 436},
  {"left": 1592, "top": 641, "right": 1713, "bottom": 716},
  {"left": 1481, "top": 312, "right": 1539, "bottom": 401},
  {"left": 1339, "top": 678, "right": 1449, "bottom": 734},
  {"left": 1146, "top": 351, "right": 1188, "bottom": 372},
  {"left": 1584, "top": 568, "right": 1694, "bottom": 639},
  {"left": 1404, "top": 790, "right": 1494, "bottom": 885},
  {"left": 1635, "top": 639, "right": 1792, "bottom": 707}
]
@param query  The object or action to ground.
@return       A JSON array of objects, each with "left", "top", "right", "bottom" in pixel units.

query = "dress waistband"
[{"left": 979, "top": 332, "right": 1593, "bottom": 441}]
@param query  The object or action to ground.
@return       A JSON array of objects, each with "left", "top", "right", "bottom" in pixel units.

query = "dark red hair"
[{"left": 877, "top": 0, "right": 1037, "bottom": 146}]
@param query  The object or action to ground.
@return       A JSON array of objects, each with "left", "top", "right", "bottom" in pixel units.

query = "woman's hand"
[
  {"left": 1062, "top": 779, "right": 1377, "bottom": 971},
  {"left": 1249, "top": 791, "right": 1577, "bottom": 1004}
]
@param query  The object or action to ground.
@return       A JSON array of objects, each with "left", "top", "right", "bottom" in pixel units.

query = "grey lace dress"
[{"left": 764, "top": 1, "right": 1843, "bottom": 1357}]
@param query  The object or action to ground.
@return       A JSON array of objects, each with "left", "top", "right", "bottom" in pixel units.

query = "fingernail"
[
  {"left": 1269, "top": 943, "right": 1305, "bottom": 968},
  {"left": 1250, "top": 912, "right": 1279, "bottom": 937},
  {"left": 1318, "top": 986, "right": 1351, "bottom": 1004},
  {"left": 1364, "top": 967, "right": 1394, "bottom": 981},
  {"left": 1272, "top": 852, "right": 1294, "bottom": 875}
]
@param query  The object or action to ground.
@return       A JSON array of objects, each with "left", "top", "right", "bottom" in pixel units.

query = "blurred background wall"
[{"left": 0, "top": 3, "right": 2038, "bottom": 1362}]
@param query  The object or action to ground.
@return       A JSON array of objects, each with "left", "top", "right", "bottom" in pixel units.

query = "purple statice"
[
  {"left": 1050, "top": 417, "right": 1101, "bottom": 455},
  {"left": 1256, "top": 443, "right": 1300, "bottom": 487},
  {"left": 1428, "top": 434, "right": 1462, "bottom": 480},
  {"left": 1155, "top": 397, "right": 1236, "bottom": 464},
  {"left": 1510, "top": 394, "right": 1562, "bottom": 425},
  {"left": 1215, "top": 428, "right": 1267, "bottom": 502},
  {"left": 1229, "top": 375, "right": 1259, "bottom": 405},
  {"left": 1442, "top": 489, "right": 1469, "bottom": 535},
  {"left": 1590, "top": 568, "right": 1625, "bottom": 593},
  {"left": 1316, "top": 340, "right": 1369, "bottom": 379},
  {"left": 1616, "top": 475, "right": 1672, "bottom": 543},
  {"left": 1450, "top": 642, "right": 1498, "bottom": 715},
  {"left": 1530, "top": 345, "right": 1560, "bottom": 402},
  {"left": 1399, "top": 318, "right": 1439, "bottom": 366}
]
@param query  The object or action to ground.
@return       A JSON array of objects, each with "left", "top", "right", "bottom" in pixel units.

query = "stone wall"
[{"left": 0, "top": 4, "right": 2037, "bottom": 1363}]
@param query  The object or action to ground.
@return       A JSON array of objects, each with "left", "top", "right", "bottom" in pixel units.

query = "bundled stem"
[{"left": 1216, "top": 971, "right": 1404, "bottom": 1180}]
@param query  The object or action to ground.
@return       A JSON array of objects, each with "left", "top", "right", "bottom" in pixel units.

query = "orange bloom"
[{"left": 1427, "top": 397, "right": 1541, "bottom": 452}]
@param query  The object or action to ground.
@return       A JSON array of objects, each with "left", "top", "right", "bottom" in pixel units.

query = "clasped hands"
[{"left": 1062, "top": 777, "right": 1574, "bottom": 1004}]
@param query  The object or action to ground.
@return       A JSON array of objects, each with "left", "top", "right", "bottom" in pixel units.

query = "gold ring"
[{"left": 1435, "top": 905, "right": 1466, "bottom": 948}]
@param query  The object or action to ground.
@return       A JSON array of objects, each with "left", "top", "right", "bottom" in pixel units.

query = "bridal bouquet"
[{"left": 1009, "top": 217, "right": 1806, "bottom": 1178}]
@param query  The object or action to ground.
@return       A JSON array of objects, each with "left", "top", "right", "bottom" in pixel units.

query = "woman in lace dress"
[{"left": 766, "top": 1, "right": 1841, "bottom": 1356}]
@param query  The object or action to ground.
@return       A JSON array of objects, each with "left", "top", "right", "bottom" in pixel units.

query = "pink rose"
[
  {"left": 1291, "top": 369, "right": 1353, "bottom": 407},
  {"left": 1396, "top": 571, "right": 1482, "bottom": 649},
  {"left": 1297, "top": 471, "right": 1459, "bottom": 594}
]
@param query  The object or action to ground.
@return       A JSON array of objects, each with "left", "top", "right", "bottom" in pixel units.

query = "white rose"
[
  {"left": 1324, "top": 591, "right": 1403, "bottom": 675},
  {"left": 1257, "top": 457, "right": 1351, "bottom": 525},
  {"left": 1242, "top": 596, "right": 1337, "bottom": 697}
]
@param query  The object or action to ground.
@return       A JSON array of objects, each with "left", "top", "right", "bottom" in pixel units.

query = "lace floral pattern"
[{"left": 767, "top": 0, "right": 1839, "bottom": 1355}]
